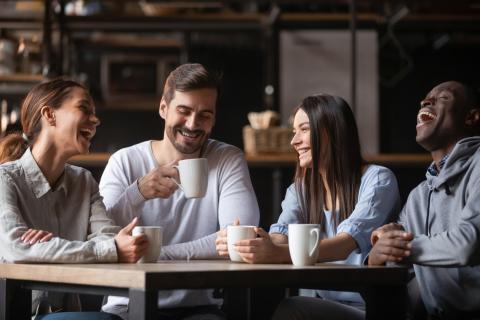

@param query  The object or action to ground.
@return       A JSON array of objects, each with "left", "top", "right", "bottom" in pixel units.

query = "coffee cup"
[
  {"left": 227, "top": 225, "right": 256, "bottom": 262},
  {"left": 174, "top": 158, "right": 208, "bottom": 198},
  {"left": 132, "top": 226, "right": 163, "bottom": 263},
  {"left": 288, "top": 224, "right": 320, "bottom": 266}
]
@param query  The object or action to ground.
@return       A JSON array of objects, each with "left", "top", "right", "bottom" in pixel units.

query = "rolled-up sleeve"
[
  {"left": 337, "top": 166, "right": 400, "bottom": 254},
  {"left": 269, "top": 184, "right": 303, "bottom": 235}
]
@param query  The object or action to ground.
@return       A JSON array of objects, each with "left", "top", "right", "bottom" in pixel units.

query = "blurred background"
[
  {"left": 1, "top": 1, "right": 479, "bottom": 318},
  {"left": 2, "top": 0, "right": 479, "bottom": 244},
  {"left": 2, "top": 0, "right": 480, "bottom": 239}
]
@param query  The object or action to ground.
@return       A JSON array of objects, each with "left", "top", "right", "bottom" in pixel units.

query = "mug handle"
[
  {"left": 172, "top": 165, "right": 184, "bottom": 192},
  {"left": 309, "top": 228, "right": 320, "bottom": 258}
]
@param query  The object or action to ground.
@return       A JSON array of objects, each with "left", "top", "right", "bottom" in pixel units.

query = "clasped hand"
[{"left": 368, "top": 223, "right": 414, "bottom": 266}]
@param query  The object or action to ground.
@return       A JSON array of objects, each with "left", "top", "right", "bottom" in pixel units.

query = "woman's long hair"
[
  {"left": 0, "top": 78, "right": 86, "bottom": 164},
  {"left": 294, "top": 94, "right": 364, "bottom": 231}
]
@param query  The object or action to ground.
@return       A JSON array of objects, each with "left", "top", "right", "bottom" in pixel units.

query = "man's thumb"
[{"left": 121, "top": 217, "right": 138, "bottom": 235}]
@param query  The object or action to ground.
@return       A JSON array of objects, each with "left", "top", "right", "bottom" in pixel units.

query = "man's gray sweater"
[{"left": 400, "top": 136, "right": 480, "bottom": 318}]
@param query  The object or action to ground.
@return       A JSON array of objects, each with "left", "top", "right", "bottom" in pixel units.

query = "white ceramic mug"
[
  {"left": 174, "top": 158, "right": 208, "bottom": 198},
  {"left": 227, "top": 225, "right": 257, "bottom": 262},
  {"left": 288, "top": 224, "right": 320, "bottom": 266},
  {"left": 132, "top": 226, "right": 163, "bottom": 263}
]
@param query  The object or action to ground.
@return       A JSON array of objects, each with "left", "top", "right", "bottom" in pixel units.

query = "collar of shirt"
[
  {"left": 20, "top": 148, "right": 68, "bottom": 198},
  {"left": 427, "top": 154, "right": 449, "bottom": 177}
]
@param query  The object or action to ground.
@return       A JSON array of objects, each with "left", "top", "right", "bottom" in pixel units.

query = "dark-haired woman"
[
  {"left": 220, "top": 94, "right": 400, "bottom": 319},
  {"left": 0, "top": 79, "right": 148, "bottom": 320}
]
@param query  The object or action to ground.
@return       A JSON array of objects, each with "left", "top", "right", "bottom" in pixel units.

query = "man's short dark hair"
[{"left": 162, "top": 63, "right": 222, "bottom": 105}]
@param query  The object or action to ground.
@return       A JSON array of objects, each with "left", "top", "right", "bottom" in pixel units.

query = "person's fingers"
[
  {"left": 161, "top": 166, "right": 180, "bottom": 179},
  {"left": 121, "top": 217, "right": 138, "bottom": 235},
  {"left": 371, "top": 224, "right": 405, "bottom": 244},
  {"left": 217, "top": 244, "right": 228, "bottom": 251},
  {"left": 154, "top": 184, "right": 176, "bottom": 198},
  {"left": 132, "top": 234, "right": 149, "bottom": 245},
  {"left": 235, "top": 238, "right": 258, "bottom": 246},
  {"left": 217, "top": 229, "right": 227, "bottom": 238},
  {"left": 161, "top": 177, "right": 177, "bottom": 190},
  {"left": 21, "top": 229, "right": 36, "bottom": 242},
  {"left": 385, "top": 230, "right": 413, "bottom": 240},
  {"left": 377, "top": 245, "right": 410, "bottom": 257},
  {"left": 238, "top": 252, "right": 255, "bottom": 264},
  {"left": 29, "top": 230, "right": 45, "bottom": 244},
  {"left": 39, "top": 232, "right": 53, "bottom": 243},
  {"left": 218, "top": 250, "right": 229, "bottom": 257},
  {"left": 374, "top": 236, "right": 412, "bottom": 259},
  {"left": 372, "top": 253, "right": 404, "bottom": 263},
  {"left": 135, "top": 241, "right": 150, "bottom": 253},
  {"left": 254, "top": 227, "right": 269, "bottom": 239},
  {"left": 235, "top": 245, "right": 256, "bottom": 253},
  {"left": 217, "top": 248, "right": 228, "bottom": 255}
]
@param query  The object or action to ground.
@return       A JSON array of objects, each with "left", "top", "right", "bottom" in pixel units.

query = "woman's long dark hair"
[{"left": 294, "top": 94, "right": 364, "bottom": 231}]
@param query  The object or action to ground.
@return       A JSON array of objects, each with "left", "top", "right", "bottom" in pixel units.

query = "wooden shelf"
[
  {"left": 0, "top": 74, "right": 44, "bottom": 95},
  {"left": 0, "top": 74, "right": 44, "bottom": 82}
]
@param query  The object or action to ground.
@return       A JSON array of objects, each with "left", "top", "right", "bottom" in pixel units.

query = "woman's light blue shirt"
[{"left": 269, "top": 165, "right": 401, "bottom": 305}]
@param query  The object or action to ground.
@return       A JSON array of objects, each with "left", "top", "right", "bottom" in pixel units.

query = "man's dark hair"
[{"left": 162, "top": 63, "right": 222, "bottom": 105}]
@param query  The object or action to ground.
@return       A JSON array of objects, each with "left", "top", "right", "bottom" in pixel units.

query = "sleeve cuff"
[
  {"left": 126, "top": 180, "right": 146, "bottom": 207},
  {"left": 337, "top": 223, "right": 370, "bottom": 254},
  {"left": 94, "top": 238, "right": 118, "bottom": 262},
  {"left": 269, "top": 223, "right": 289, "bottom": 235}
]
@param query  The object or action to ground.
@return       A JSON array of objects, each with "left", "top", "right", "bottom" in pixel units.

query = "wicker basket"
[{"left": 243, "top": 125, "right": 294, "bottom": 154}]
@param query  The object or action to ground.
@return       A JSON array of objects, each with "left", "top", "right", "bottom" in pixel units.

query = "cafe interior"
[{"left": 0, "top": 0, "right": 479, "bottom": 319}]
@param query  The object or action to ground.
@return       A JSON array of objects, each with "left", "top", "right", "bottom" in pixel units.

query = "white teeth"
[
  {"left": 417, "top": 111, "right": 437, "bottom": 124},
  {"left": 180, "top": 131, "right": 199, "bottom": 138}
]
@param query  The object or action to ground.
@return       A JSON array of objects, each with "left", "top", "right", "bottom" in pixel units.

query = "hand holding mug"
[
  {"left": 216, "top": 219, "right": 239, "bottom": 258},
  {"left": 227, "top": 225, "right": 257, "bottom": 262},
  {"left": 234, "top": 227, "right": 280, "bottom": 264},
  {"left": 115, "top": 217, "right": 149, "bottom": 263},
  {"left": 132, "top": 226, "right": 163, "bottom": 263},
  {"left": 138, "top": 160, "right": 179, "bottom": 200}
]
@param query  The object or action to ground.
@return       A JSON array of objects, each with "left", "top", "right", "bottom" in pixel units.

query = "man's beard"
[{"left": 166, "top": 125, "right": 208, "bottom": 154}]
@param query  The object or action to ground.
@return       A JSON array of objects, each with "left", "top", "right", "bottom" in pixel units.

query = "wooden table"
[{"left": 0, "top": 260, "right": 408, "bottom": 320}]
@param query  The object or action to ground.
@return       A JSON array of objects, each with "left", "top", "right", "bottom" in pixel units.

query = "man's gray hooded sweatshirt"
[{"left": 399, "top": 136, "right": 480, "bottom": 318}]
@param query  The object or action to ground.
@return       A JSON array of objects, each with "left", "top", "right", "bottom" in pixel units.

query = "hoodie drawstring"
[{"left": 425, "top": 189, "right": 433, "bottom": 236}]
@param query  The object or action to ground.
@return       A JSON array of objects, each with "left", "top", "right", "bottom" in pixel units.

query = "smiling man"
[
  {"left": 369, "top": 81, "right": 480, "bottom": 319},
  {"left": 99, "top": 63, "right": 259, "bottom": 320}
]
